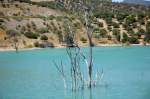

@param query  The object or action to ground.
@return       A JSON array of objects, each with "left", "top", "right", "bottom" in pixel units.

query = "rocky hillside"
[{"left": 0, "top": 0, "right": 150, "bottom": 49}]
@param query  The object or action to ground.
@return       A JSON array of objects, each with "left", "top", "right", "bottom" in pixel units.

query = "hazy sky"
[
  {"left": 112, "top": 0, "right": 123, "bottom": 2},
  {"left": 113, "top": 0, "right": 150, "bottom": 2}
]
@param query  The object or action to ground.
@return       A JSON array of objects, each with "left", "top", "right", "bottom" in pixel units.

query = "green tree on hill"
[
  {"left": 112, "top": 29, "right": 120, "bottom": 41},
  {"left": 24, "top": 32, "right": 39, "bottom": 39},
  {"left": 40, "top": 35, "right": 48, "bottom": 40}
]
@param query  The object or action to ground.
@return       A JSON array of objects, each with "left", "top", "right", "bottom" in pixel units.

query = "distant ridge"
[{"left": 123, "top": 0, "right": 150, "bottom": 6}]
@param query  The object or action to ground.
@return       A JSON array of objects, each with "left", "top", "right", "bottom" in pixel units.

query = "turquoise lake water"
[{"left": 0, "top": 46, "right": 150, "bottom": 99}]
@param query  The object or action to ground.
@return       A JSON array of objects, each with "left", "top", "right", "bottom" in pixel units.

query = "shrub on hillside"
[
  {"left": 107, "top": 26, "right": 112, "bottom": 31},
  {"left": 99, "top": 29, "right": 107, "bottom": 38},
  {"left": 139, "top": 19, "right": 145, "bottom": 25},
  {"left": 137, "top": 13, "right": 146, "bottom": 20},
  {"left": 106, "top": 17, "right": 112, "bottom": 26},
  {"left": 146, "top": 21, "right": 150, "bottom": 29},
  {"left": 6, "top": 30, "right": 19, "bottom": 37},
  {"left": 40, "top": 35, "right": 48, "bottom": 40},
  {"left": 112, "top": 29, "right": 120, "bottom": 41},
  {"left": 128, "top": 30, "right": 135, "bottom": 36},
  {"left": 37, "top": 28, "right": 49, "bottom": 34},
  {"left": 24, "top": 32, "right": 39, "bottom": 39},
  {"left": 34, "top": 41, "right": 40, "bottom": 47},
  {"left": 112, "top": 29, "right": 120, "bottom": 36},
  {"left": 34, "top": 41, "right": 54, "bottom": 48},
  {"left": 36, "top": 1, "right": 64, "bottom": 9},
  {"left": 112, "top": 22, "right": 119, "bottom": 28},
  {"left": 107, "top": 35, "right": 112, "bottom": 40},
  {"left": 125, "top": 14, "right": 136, "bottom": 25},
  {"left": 48, "top": 15, "right": 55, "bottom": 20},
  {"left": 80, "top": 37, "right": 87, "bottom": 43},
  {"left": 144, "top": 36, "right": 150, "bottom": 42},
  {"left": 128, "top": 37, "right": 139, "bottom": 44},
  {"left": 17, "top": 0, "right": 31, "bottom": 3},
  {"left": 138, "top": 28, "right": 145, "bottom": 35},
  {"left": 0, "top": 11, "right": 4, "bottom": 16},
  {"left": 93, "top": 28, "right": 102, "bottom": 38},
  {"left": 98, "top": 22, "right": 103, "bottom": 27},
  {"left": 26, "top": 23, "right": 31, "bottom": 29},
  {"left": 73, "top": 22, "right": 81, "bottom": 29},
  {"left": 0, "top": 25, "right": 6, "bottom": 30},
  {"left": 122, "top": 32, "right": 128, "bottom": 43},
  {"left": 116, "top": 13, "right": 127, "bottom": 22},
  {"left": 95, "top": 12, "right": 114, "bottom": 19},
  {"left": 144, "top": 27, "right": 150, "bottom": 42},
  {"left": 132, "top": 23, "right": 137, "bottom": 28},
  {"left": 0, "top": 19, "right": 5, "bottom": 23}
]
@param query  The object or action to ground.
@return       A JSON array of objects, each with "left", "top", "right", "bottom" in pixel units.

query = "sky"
[
  {"left": 112, "top": 0, "right": 123, "bottom": 2},
  {"left": 112, "top": 0, "right": 150, "bottom": 2}
]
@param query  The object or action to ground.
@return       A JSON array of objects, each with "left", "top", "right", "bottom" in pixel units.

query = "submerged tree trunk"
[
  {"left": 84, "top": 10, "right": 94, "bottom": 88},
  {"left": 54, "top": 0, "right": 106, "bottom": 91}
]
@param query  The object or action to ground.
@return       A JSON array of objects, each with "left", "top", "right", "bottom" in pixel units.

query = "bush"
[
  {"left": 17, "top": 0, "right": 31, "bottom": 3},
  {"left": 139, "top": 19, "right": 145, "bottom": 25},
  {"left": 93, "top": 28, "right": 100, "bottom": 38},
  {"left": 144, "top": 27, "right": 150, "bottom": 42},
  {"left": 6, "top": 30, "right": 19, "bottom": 37},
  {"left": 144, "top": 36, "right": 150, "bottom": 42},
  {"left": 37, "top": 28, "right": 49, "bottom": 33},
  {"left": 122, "top": 33, "right": 128, "bottom": 43},
  {"left": 112, "top": 29, "right": 120, "bottom": 41},
  {"left": 107, "top": 35, "right": 112, "bottom": 40},
  {"left": 146, "top": 21, "right": 150, "bottom": 29},
  {"left": 128, "top": 37, "right": 139, "bottom": 44},
  {"left": 98, "top": 22, "right": 103, "bottom": 27},
  {"left": 48, "top": 15, "right": 55, "bottom": 20},
  {"left": 0, "top": 12, "right": 4, "bottom": 16},
  {"left": 106, "top": 17, "right": 112, "bottom": 25},
  {"left": 138, "top": 28, "right": 145, "bottom": 35},
  {"left": 0, "top": 19, "right": 5, "bottom": 23},
  {"left": 73, "top": 22, "right": 81, "bottom": 29},
  {"left": 107, "top": 26, "right": 112, "bottom": 31},
  {"left": 56, "top": 16, "right": 63, "bottom": 21},
  {"left": 94, "top": 12, "right": 114, "bottom": 19},
  {"left": 36, "top": 1, "right": 64, "bottom": 9},
  {"left": 80, "top": 37, "right": 87, "bottom": 43},
  {"left": 116, "top": 13, "right": 127, "bottom": 22},
  {"left": 125, "top": 14, "right": 136, "bottom": 25},
  {"left": 26, "top": 23, "right": 31, "bottom": 28},
  {"left": 128, "top": 30, "right": 135, "bottom": 35},
  {"left": 126, "top": 26, "right": 133, "bottom": 32},
  {"left": 0, "top": 25, "right": 6, "bottom": 30},
  {"left": 34, "top": 41, "right": 54, "bottom": 48},
  {"left": 99, "top": 29, "right": 107, "bottom": 38},
  {"left": 112, "top": 29, "right": 120, "bottom": 36},
  {"left": 26, "top": 44, "right": 33, "bottom": 48},
  {"left": 112, "top": 22, "right": 119, "bottom": 28},
  {"left": 137, "top": 13, "right": 146, "bottom": 20},
  {"left": 24, "top": 32, "right": 39, "bottom": 39},
  {"left": 93, "top": 33, "right": 100, "bottom": 38},
  {"left": 40, "top": 35, "right": 48, "bottom": 40},
  {"left": 34, "top": 41, "right": 40, "bottom": 47}
]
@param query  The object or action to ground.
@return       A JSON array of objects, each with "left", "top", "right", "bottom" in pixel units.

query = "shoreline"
[
  {"left": 0, "top": 47, "right": 42, "bottom": 52},
  {"left": 0, "top": 44, "right": 150, "bottom": 52}
]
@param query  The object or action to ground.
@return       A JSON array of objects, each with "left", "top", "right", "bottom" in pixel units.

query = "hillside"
[
  {"left": 123, "top": 0, "right": 150, "bottom": 6},
  {"left": 31, "top": 0, "right": 54, "bottom": 2},
  {"left": 0, "top": 0, "right": 150, "bottom": 49}
]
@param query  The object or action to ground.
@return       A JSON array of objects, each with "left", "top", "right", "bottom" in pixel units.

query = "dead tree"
[
  {"left": 54, "top": 0, "right": 105, "bottom": 91},
  {"left": 53, "top": 61, "right": 67, "bottom": 89}
]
